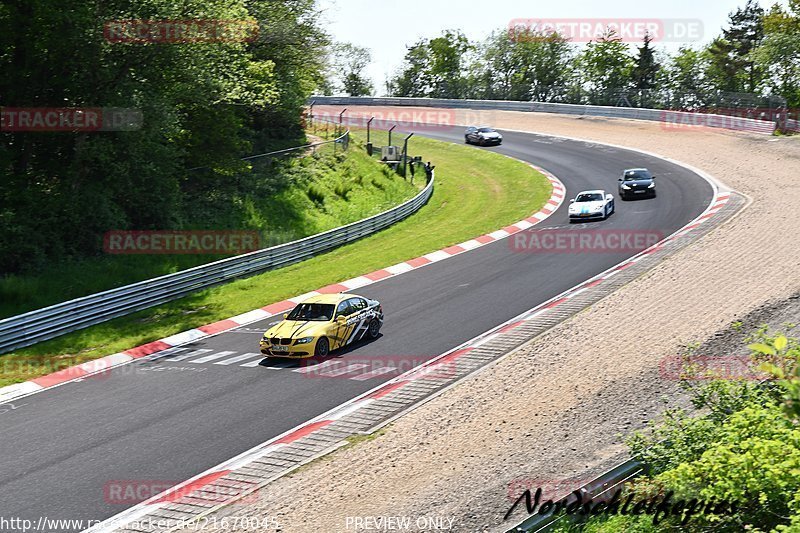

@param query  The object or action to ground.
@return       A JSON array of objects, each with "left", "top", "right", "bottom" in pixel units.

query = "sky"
[{"left": 316, "top": 0, "right": 788, "bottom": 95}]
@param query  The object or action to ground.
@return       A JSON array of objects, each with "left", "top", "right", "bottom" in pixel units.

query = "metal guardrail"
[
  {"left": 307, "top": 96, "right": 778, "bottom": 135},
  {"left": 507, "top": 459, "right": 646, "bottom": 532},
  {"left": 0, "top": 134, "right": 433, "bottom": 354}
]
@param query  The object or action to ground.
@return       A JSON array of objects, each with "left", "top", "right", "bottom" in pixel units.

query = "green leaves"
[{"left": 1, "top": 0, "right": 327, "bottom": 275}]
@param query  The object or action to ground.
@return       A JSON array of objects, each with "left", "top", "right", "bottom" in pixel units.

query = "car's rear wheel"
[
  {"left": 368, "top": 319, "right": 381, "bottom": 339},
  {"left": 315, "top": 337, "right": 330, "bottom": 357}
]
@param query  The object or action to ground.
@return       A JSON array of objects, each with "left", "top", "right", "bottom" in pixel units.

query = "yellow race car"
[{"left": 260, "top": 293, "right": 384, "bottom": 358}]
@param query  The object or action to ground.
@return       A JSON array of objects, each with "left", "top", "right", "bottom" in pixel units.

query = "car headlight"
[
  {"left": 648, "top": 183, "right": 656, "bottom": 188},
  {"left": 294, "top": 336, "right": 314, "bottom": 345},
  {"left": 621, "top": 184, "right": 631, "bottom": 190}
]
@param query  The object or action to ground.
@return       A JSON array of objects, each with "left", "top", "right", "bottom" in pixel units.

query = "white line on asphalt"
[
  {"left": 213, "top": 353, "right": 264, "bottom": 366},
  {"left": 188, "top": 351, "right": 237, "bottom": 364},
  {"left": 162, "top": 349, "right": 213, "bottom": 362},
  {"left": 143, "top": 347, "right": 192, "bottom": 361}
]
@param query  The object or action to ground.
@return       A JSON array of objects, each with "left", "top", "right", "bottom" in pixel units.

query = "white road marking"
[
  {"left": 158, "top": 348, "right": 212, "bottom": 362},
  {"left": 188, "top": 351, "right": 236, "bottom": 364},
  {"left": 214, "top": 353, "right": 264, "bottom": 366},
  {"left": 143, "top": 347, "right": 192, "bottom": 361}
]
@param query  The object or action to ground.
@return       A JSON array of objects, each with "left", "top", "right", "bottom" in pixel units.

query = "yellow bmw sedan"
[{"left": 260, "top": 293, "right": 384, "bottom": 358}]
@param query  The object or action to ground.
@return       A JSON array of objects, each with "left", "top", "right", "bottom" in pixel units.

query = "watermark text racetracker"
[
  {"left": 104, "top": 230, "right": 261, "bottom": 255},
  {"left": 661, "top": 108, "right": 800, "bottom": 133},
  {"left": 660, "top": 354, "right": 766, "bottom": 381},
  {"left": 104, "top": 19, "right": 259, "bottom": 43},
  {"left": 511, "top": 229, "right": 664, "bottom": 254},
  {"left": 298, "top": 355, "right": 458, "bottom": 380},
  {"left": 104, "top": 479, "right": 259, "bottom": 505},
  {"left": 314, "top": 109, "right": 456, "bottom": 133},
  {"left": 508, "top": 18, "right": 704, "bottom": 42},
  {"left": 0, "top": 108, "right": 142, "bottom": 132}
]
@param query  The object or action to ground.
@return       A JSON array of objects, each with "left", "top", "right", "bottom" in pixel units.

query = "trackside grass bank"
[
  {"left": 0, "top": 139, "right": 417, "bottom": 318},
  {"left": 0, "top": 135, "right": 551, "bottom": 387}
]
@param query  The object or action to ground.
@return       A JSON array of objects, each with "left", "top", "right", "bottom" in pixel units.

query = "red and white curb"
[
  {"left": 84, "top": 186, "right": 737, "bottom": 533},
  {"left": 0, "top": 168, "right": 564, "bottom": 405}
]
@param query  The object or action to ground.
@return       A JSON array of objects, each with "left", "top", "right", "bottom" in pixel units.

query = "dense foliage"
[
  {"left": 0, "top": 0, "right": 328, "bottom": 275},
  {"left": 552, "top": 331, "right": 800, "bottom": 532},
  {"left": 387, "top": 1, "right": 800, "bottom": 110}
]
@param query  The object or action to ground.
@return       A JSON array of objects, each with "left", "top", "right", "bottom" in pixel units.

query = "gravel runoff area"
[{"left": 188, "top": 110, "right": 800, "bottom": 532}]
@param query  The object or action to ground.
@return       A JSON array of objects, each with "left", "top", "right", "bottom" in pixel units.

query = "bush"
[{"left": 307, "top": 184, "right": 326, "bottom": 205}]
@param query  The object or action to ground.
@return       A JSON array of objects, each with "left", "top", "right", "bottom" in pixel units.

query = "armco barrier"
[
  {"left": 507, "top": 459, "right": 645, "bottom": 532},
  {"left": 308, "top": 96, "right": 777, "bottom": 135},
  {"left": 0, "top": 142, "right": 434, "bottom": 354}
]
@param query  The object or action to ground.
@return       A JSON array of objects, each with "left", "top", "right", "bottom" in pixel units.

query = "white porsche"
[{"left": 568, "top": 190, "right": 615, "bottom": 222}]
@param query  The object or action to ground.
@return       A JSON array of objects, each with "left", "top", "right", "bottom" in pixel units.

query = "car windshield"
[
  {"left": 624, "top": 170, "right": 652, "bottom": 181},
  {"left": 286, "top": 303, "right": 335, "bottom": 321},
  {"left": 478, "top": 127, "right": 495, "bottom": 133},
  {"left": 576, "top": 193, "right": 603, "bottom": 202}
]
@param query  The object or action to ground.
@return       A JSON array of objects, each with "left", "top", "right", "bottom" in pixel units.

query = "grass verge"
[
  {"left": 1, "top": 134, "right": 551, "bottom": 387},
  {"left": 0, "top": 139, "right": 417, "bottom": 318}
]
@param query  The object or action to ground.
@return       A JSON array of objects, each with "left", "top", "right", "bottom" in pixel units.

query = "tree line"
[
  {"left": 378, "top": 1, "right": 799, "bottom": 111},
  {"left": 0, "top": 0, "right": 329, "bottom": 275}
]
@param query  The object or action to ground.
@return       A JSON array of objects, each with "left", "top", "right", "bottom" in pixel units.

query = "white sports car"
[{"left": 568, "top": 190, "right": 615, "bottom": 222}]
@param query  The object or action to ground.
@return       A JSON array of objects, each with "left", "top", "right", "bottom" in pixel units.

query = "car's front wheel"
[
  {"left": 315, "top": 337, "right": 330, "bottom": 357},
  {"left": 368, "top": 319, "right": 381, "bottom": 339}
]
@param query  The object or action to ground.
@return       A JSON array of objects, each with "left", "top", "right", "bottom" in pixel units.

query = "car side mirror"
[
  {"left": 283, "top": 313, "right": 288, "bottom": 319},
  {"left": 606, "top": 194, "right": 614, "bottom": 201},
  {"left": 336, "top": 316, "right": 346, "bottom": 324},
  {"left": 569, "top": 199, "right": 575, "bottom": 204},
  {"left": 618, "top": 177, "right": 623, "bottom": 181},
  {"left": 652, "top": 176, "right": 657, "bottom": 180}
]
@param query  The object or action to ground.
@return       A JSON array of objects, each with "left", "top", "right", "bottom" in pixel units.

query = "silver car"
[{"left": 465, "top": 126, "right": 503, "bottom": 146}]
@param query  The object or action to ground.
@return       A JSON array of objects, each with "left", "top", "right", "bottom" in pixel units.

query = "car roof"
[
  {"left": 576, "top": 189, "right": 605, "bottom": 196},
  {"left": 623, "top": 168, "right": 649, "bottom": 173},
  {"left": 299, "top": 293, "right": 366, "bottom": 305},
  {"left": 301, "top": 293, "right": 348, "bottom": 305}
]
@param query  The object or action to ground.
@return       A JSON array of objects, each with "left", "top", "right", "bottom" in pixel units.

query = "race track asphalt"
[{"left": 0, "top": 128, "right": 712, "bottom": 530}]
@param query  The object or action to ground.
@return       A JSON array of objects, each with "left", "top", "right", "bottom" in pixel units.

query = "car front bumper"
[
  {"left": 260, "top": 341, "right": 313, "bottom": 358},
  {"left": 569, "top": 211, "right": 605, "bottom": 220}
]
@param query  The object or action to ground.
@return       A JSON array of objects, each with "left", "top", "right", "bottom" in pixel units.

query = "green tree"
[
  {"left": 724, "top": 0, "right": 766, "bottom": 93},
  {"left": 755, "top": 2, "right": 800, "bottom": 107},
  {"left": 427, "top": 30, "right": 471, "bottom": 98},
  {"left": 579, "top": 29, "right": 634, "bottom": 105},
  {"left": 387, "top": 40, "right": 430, "bottom": 97},
  {"left": 631, "top": 33, "right": 660, "bottom": 107},
  {"left": 661, "top": 47, "right": 710, "bottom": 109},
  {"left": 0, "top": 0, "right": 327, "bottom": 274},
  {"left": 331, "top": 42, "right": 373, "bottom": 96}
]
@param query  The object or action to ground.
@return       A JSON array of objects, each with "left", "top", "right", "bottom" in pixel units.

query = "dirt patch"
[{"left": 190, "top": 110, "right": 800, "bottom": 533}]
